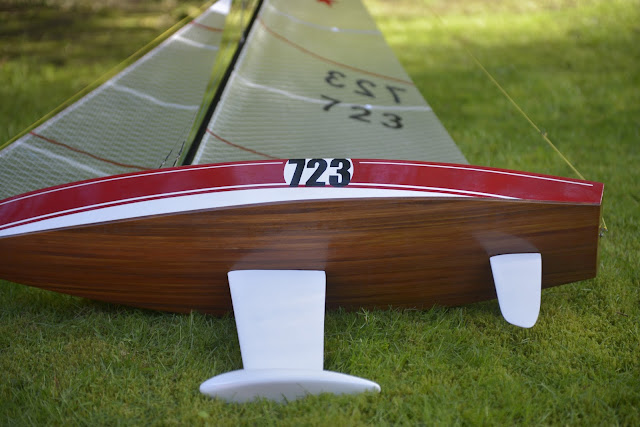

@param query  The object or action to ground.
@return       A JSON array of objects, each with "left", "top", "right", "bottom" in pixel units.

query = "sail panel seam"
[
  {"left": 30, "top": 20, "right": 210, "bottom": 135},
  {"left": 171, "top": 35, "right": 220, "bottom": 51},
  {"left": 0, "top": 0, "right": 224, "bottom": 153},
  {"left": 264, "top": 2, "right": 381, "bottom": 35},
  {"left": 190, "top": 21, "right": 224, "bottom": 32},
  {"left": 105, "top": 82, "right": 200, "bottom": 111},
  {"left": 257, "top": 17, "right": 414, "bottom": 86},
  {"left": 233, "top": 74, "right": 431, "bottom": 111},
  {"left": 29, "top": 132, "right": 150, "bottom": 171},
  {"left": 21, "top": 143, "right": 108, "bottom": 177},
  {"left": 205, "top": 129, "right": 277, "bottom": 159}
]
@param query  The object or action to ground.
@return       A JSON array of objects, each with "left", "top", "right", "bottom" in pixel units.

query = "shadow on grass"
[
  {"left": 0, "top": 2, "right": 202, "bottom": 67},
  {"left": 404, "top": 33, "right": 639, "bottom": 176}
]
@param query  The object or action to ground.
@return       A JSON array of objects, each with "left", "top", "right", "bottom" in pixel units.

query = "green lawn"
[{"left": 1, "top": 0, "right": 639, "bottom": 424}]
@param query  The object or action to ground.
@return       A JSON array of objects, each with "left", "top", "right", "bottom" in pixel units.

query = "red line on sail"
[
  {"left": 29, "top": 132, "right": 150, "bottom": 171},
  {"left": 190, "top": 21, "right": 224, "bottom": 32},
  {"left": 206, "top": 129, "right": 277, "bottom": 159},
  {"left": 257, "top": 18, "right": 414, "bottom": 86}
]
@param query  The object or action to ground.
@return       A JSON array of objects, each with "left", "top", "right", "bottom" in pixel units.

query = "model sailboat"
[{"left": 0, "top": 0, "right": 603, "bottom": 402}]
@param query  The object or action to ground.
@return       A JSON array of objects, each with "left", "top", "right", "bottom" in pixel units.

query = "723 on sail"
[{"left": 285, "top": 158, "right": 353, "bottom": 187}]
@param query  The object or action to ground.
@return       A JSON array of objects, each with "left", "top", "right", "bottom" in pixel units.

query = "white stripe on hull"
[{"left": 0, "top": 187, "right": 470, "bottom": 238}]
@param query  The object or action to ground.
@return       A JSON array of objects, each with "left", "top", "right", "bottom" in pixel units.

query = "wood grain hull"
[
  {"left": 0, "top": 197, "right": 600, "bottom": 314},
  {"left": 0, "top": 159, "right": 603, "bottom": 314}
]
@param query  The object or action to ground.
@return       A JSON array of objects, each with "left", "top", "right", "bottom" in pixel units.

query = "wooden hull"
[{"left": 0, "top": 159, "right": 603, "bottom": 314}]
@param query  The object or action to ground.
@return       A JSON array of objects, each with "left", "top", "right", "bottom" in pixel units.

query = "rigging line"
[
  {"left": 257, "top": 17, "right": 414, "bottom": 86},
  {"left": 172, "top": 141, "right": 186, "bottom": 167},
  {"left": 424, "top": 8, "right": 586, "bottom": 179},
  {"left": 424, "top": 6, "right": 607, "bottom": 232},
  {"left": 465, "top": 48, "right": 586, "bottom": 181},
  {"left": 29, "top": 132, "right": 150, "bottom": 171},
  {"left": 0, "top": 0, "right": 219, "bottom": 153}
]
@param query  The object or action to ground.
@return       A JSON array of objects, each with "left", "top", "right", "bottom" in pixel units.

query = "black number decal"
[
  {"left": 385, "top": 86, "right": 406, "bottom": 104},
  {"left": 287, "top": 159, "right": 352, "bottom": 187},
  {"left": 381, "top": 112, "right": 403, "bottom": 129},
  {"left": 329, "top": 159, "right": 351, "bottom": 187},
  {"left": 321, "top": 95, "right": 341, "bottom": 111},
  {"left": 287, "top": 159, "right": 306, "bottom": 187},
  {"left": 354, "top": 79, "right": 376, "bottom": 98},
  {"left": 349, "top": 106, "right": 372, "bottom": 123},
  {"left": 306, "top": 159, "right": 328, "bottom": 187},
  {"left": 325, "top": 70, "right": 346, "bottom": 88},
  {"left": 319, "top": 70, "right": 407, "bottom": 129}
]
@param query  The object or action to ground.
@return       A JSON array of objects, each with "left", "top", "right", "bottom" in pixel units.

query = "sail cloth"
[
  {"left": 192, "top": 0, "right": 467, "bottom": 165},
  {"left": 0, "top": 1, "right": 232, "bottom": 200},
  {"left": 1, "top": 0, "right": 466, "bottom": 200}
]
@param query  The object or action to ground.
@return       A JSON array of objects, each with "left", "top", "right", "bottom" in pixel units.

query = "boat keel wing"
[
  {"left": 490, "top": 253, "right": 542, "bottom": 328},
  {"left": 199, "top": 369, "right": 380, "bottom": 403},
  {"left": 199, "top": 270, "right": 380, "bottom": 402}
]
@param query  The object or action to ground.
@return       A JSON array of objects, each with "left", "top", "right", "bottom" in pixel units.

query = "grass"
[{"left": 1, "top": 0, "right": 639, "bottom": 424}]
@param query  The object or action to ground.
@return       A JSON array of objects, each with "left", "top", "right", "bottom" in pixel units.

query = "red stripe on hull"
[{"left": 0, "top": 159, "right": 603, "bottom": 232}]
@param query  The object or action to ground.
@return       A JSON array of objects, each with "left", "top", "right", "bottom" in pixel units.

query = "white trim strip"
[
  {"left": 0, "top": 187, "right": 463, "bottom": 238},
  {"left": 172, "top": 34, "right": 220, "bottom": 51},
  {"left": 106, "top": 82, "right": 199, "bottom": 111},
  {"left": 33, "top": 22, "right": 193, "bottom": 133},
  {"left": 1, "top": 183, "right": 280, "bottom": 231},
  {"left": 21, "top": 143, "right": 108, "bottom": 176},
  {"left": 21, "top": 4, "right": 225, "bottom": 137},
  {"left": 209, "top": 0, "right": 231, "bottom": 15},
  {"left": 235, "top": 74, "right": 432, "bottom": 112},
  {"left": 353, "top": 183, "right": 516, "bottom": 199},
  {"left": 359, "top": 161, "right": 594, "bottom": 187}
]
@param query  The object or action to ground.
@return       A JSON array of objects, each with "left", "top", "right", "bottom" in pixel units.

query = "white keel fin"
[
  {"left": 490, "top": 253, "right": 542, "bottom": 328},
  {"left": 199, "top": 270, "right": 380, "bottom": 402}
]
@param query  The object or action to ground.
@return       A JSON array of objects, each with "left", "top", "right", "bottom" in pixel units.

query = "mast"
[{"left": 182, "top": 0, "right": 265, "bottom": 166}]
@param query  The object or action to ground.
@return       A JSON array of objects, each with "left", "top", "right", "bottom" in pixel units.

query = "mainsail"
[
  {"left": 192, "top": 0, "right": 468, "bottom": 164},
  {"left": 0, "top": 0, "right": 232, "bottom": 200},
  {"left": 0, "top": 0, "right": 467, "bottom": 201}
]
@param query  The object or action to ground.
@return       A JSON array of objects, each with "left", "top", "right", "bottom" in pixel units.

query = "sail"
[
  {"left": 0, "top": 0, "right": 232, "bottom": 200},
  {"left": 191, "top": 0, "right": 467, "bottom": 165},
  {"left": 1, "top": 0, "right": 466, "bottom": 201}
]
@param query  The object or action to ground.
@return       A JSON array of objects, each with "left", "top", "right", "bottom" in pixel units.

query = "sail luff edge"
[
  {"left": 0, "top": 0, "right": 220, "bottom": 154},
  {"left": 182, "top": 0, "right": 266, "bottom": 166}
]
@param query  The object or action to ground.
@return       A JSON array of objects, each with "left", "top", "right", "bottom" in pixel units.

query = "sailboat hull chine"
[{"left": 0, "top": 159, "right": 603, "bottom": 314}]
